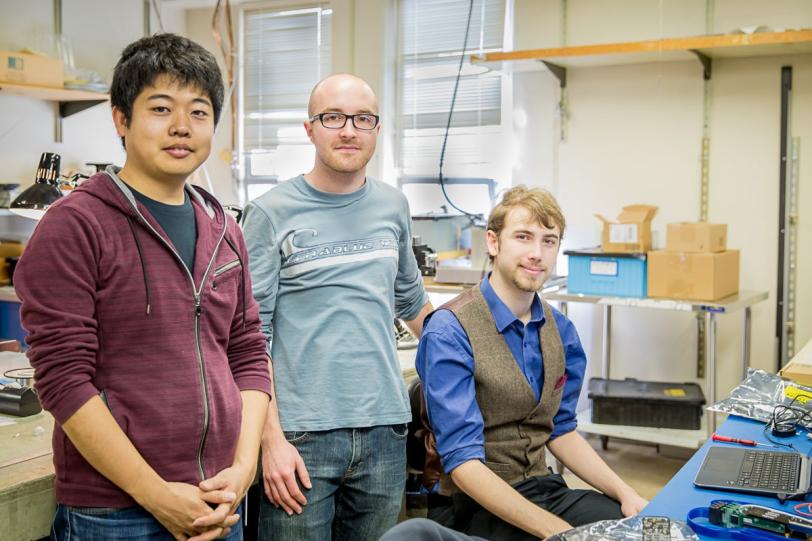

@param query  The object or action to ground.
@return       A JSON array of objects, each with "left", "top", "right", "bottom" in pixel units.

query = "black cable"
[
  {"left": 437, "top": 0, "right": 480, "bottom": 218},
  {"left": 762, "top": 396, "right": 812, "bottom": 453},
  {"left": 763, "top": 424, "right": 797, "bottom": 452}
]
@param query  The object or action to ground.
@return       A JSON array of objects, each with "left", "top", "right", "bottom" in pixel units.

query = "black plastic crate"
[{"left": 587, "top": 378, "right": 706, "bottom": 430}]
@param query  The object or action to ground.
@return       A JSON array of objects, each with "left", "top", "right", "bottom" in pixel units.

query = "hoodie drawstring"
[
  {"left": 224, "top": 235, "right": 247, "bottom": 329},
  {"left": 126, "top": 217, "right": 152, "bottom": 315},
  {"left": 127, "top": 215, "right": 243, "bottom": 326}
]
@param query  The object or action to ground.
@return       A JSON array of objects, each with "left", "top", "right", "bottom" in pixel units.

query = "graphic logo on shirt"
[{"left": 280, "top": 228, "right": 399, "bottom": 278}]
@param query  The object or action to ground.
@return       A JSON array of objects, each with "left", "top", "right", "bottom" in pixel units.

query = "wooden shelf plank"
[
  {"left": 473, "top": 30, "right": 812, "bottom": 70},
  {"left": 0, "top": 82, "right": 108, "bottom": 102}
]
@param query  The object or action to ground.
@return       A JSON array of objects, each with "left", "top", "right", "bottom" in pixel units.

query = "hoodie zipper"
[
  {"left": 193, "top": 294, "right": 209, "bottom": 481},
  {"left": 214, "top": 259, "right": 240, "bottom": 277},
  {"left": 128, "top": 199, "right": 226, "bottom": 482}
]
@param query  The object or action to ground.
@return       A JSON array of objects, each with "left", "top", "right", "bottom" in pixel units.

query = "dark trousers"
[
  {"left": 381, "top": 519, "right": 488, "bottom": 541},
  {"left": 429, "top": 474, "right": 623, "bottom": 541}
]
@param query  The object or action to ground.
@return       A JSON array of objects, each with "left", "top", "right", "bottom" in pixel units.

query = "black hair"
[{"left": 111, "top": 33, "right": 225, "bottom": 145}]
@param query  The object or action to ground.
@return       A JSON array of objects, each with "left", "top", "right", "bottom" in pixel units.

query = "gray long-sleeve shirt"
[{"left": 243, "top": 175, "right": 428, "bottom": 431}]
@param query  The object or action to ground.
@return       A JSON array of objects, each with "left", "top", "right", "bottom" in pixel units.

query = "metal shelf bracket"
[
  {"left": 59, "top": 100, "right": 107, "bottom": 118},
  {"left": 541, "top": 61, "right": 567, "bottom": 89},
  {"left": 690, "top": 50, "right": 713, "bottom": 80}
]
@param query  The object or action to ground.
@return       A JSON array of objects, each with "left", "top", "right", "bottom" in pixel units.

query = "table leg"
[
  {"left": 705, "top": 312, "right": 718, "bottom": 435},
  {"left": 742, "top": 307, "right": 752, "bottom": 381},
  {"left": 602, "top": 304, "right": 612, "bottom": 380}
]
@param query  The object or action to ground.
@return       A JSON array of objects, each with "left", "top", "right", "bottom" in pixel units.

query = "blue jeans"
[
  {"left": 51, "top": 503, "right": 244, "bottom": 540},
  {"left": 258, "top": 424, "right": 408, "bottom": 541}
]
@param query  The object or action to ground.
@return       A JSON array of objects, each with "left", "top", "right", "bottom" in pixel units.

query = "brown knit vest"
[{"left": 436, "top": 284, "right": 566, "bottom": 495}]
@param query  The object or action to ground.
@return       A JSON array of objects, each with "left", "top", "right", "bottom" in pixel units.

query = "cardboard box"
[
  {"left": 0, "top": 50, "right": 63, "bottom": 88},
  {"left": 779, "top": 338, "right": 812, "bottom": 388},
  {"left": 647, "top": 249, "right": 739, "bottom": 301},
  {"left": 595, "top": 205, "right": 658, "bottom": 253},
  {"left": 667, "top": 222, "right": 727, "bottom": 253}
]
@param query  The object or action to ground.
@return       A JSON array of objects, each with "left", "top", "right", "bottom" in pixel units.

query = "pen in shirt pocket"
[{"left": 554, "top": 374, "right": 568, "bottom": 390}]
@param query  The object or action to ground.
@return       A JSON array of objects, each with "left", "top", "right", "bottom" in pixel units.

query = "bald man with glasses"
[{"left": 243, "top": 73, "right": 433, "bottom": 541}]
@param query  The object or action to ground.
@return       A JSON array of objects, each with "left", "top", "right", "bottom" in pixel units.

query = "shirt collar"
[{"left": 480, "top": 274, "right": 545, "bottom": 333}]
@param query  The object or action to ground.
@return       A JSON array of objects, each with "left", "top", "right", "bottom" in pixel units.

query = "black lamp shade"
[
  {"left": 10, "top": 152, "right": 64, "bottom": 219},
  {"left": 10, "top": 183, "right": 64, "bottom": 219}
]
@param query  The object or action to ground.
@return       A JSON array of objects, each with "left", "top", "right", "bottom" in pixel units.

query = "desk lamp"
[
  {"left": 9, "top": 152, "right": 64, "bottom": 220},
  {"left": 10, "top": 153, "right": 90, "bottom": 220}
]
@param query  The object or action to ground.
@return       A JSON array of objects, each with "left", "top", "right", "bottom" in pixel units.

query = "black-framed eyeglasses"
[{"left": 309, "top": 112, "right": 380, "bottom": 130}]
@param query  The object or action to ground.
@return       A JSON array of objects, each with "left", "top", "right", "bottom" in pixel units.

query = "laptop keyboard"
[{"left": 736, "top": 450, "right": 801, "bottom": 492}]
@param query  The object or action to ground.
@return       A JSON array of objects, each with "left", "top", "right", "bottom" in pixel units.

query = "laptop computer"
[{"left": 694, "top": 446, "right": 812, "bottom": 501}]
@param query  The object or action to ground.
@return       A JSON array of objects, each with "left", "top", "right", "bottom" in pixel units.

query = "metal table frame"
[{"left": 546, "top": 289, "right": 768, "bottom": 436}]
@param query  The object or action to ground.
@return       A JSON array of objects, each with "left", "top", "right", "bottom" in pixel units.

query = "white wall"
[
  {"left": 0, "top": 0, "right": 141, "bottom": 185},
  {"left": 512, "top": 0, "right": 812, "bottom": 405}
]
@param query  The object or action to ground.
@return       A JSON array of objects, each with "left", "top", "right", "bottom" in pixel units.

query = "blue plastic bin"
[{"left": 565, "top": 249, "right": 647, "bottom": 298}]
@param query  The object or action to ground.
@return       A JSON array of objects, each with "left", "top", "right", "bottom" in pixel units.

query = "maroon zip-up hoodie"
[{"left": 15, "top": 168, "right": 271, "bottom": 508}]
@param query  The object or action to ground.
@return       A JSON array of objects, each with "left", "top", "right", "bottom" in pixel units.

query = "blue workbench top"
[{"left": 643, "top": 415, "right": 812, "bottom": 539}]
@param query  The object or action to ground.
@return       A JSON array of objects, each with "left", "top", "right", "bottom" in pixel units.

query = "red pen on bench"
[{"left": 712, "top": 433, "right": 776, "bottom": 448}]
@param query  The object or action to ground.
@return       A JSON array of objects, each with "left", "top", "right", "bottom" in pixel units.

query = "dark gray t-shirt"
[{"left": 130, "top": 186, "right": 197, "bottom": 272}]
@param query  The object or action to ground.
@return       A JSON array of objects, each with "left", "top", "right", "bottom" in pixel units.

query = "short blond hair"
[{"left": 488, "top": 185, "right": 566, "bottom": 240}]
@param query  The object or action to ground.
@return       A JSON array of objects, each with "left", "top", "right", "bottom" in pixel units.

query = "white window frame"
[
  {"left": 237, "top": 1, "right": 332, "bottom": 203},
  {"left": 394, "top": 0, "right": 513, "bottom": 216}
]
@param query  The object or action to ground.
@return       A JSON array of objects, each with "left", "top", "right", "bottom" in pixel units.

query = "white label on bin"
[
  {"left": 609, "top": 223, "right": 638, "bottom": 244},
  {"left": 590, "top": 259, "right": 618, "bottom": 276}
]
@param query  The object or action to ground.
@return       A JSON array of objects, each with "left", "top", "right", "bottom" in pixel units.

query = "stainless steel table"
[{"left": 546, "top": 289, "right": 768, "bottom": 441}]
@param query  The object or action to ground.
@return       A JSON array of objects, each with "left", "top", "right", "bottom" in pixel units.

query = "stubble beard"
[
  {"left": 510, "top": 267, "right": 546, "bottom": 293},
  {"left": 322, "top": 144, "right": 375, "bottom": 175}
]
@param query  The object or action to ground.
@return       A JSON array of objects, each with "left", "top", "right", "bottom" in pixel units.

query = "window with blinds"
[
  {"left": 239, "top": 5, "right": 331, "bottom": 201},
  {"left": 397, "top": 0, "right": 507, "bottom": 183}
]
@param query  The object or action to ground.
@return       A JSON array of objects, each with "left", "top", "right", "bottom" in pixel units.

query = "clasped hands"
[{"left": 144, "top": 462, "right": 253, "bottom": 541}]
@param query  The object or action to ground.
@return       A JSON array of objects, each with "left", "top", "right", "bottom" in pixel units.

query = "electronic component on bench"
[{"left": 708, "top": 501, "right": 812, "bottom": 539}]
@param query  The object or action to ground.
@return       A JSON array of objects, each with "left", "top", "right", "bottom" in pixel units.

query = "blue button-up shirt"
[{"left": 416, "top": 278, "right": 587, "bottom": 474}]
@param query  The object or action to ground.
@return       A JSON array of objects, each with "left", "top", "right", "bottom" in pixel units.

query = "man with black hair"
[{"left": 16, "top": 33, "right": 271, "bottom": 541}]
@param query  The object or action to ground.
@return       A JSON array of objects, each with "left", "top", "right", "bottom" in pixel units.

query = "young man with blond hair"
[{"left": 417, "top": 185, "right": 647, "bottom": 540}]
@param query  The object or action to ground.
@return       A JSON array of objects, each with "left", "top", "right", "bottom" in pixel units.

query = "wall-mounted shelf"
[
  {"left": 0, "top": 82, "right": 109, "bottom": 117},
  {"left": 472, "top": 29, "right": 812, "bottom": 75}
]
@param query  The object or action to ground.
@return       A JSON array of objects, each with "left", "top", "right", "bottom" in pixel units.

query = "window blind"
[
  {"left": 397, "top": 0, "right": 506, "bottom": 178},
  {"left": 240, "top": 5, "right": 331, "bottom": 192}
]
